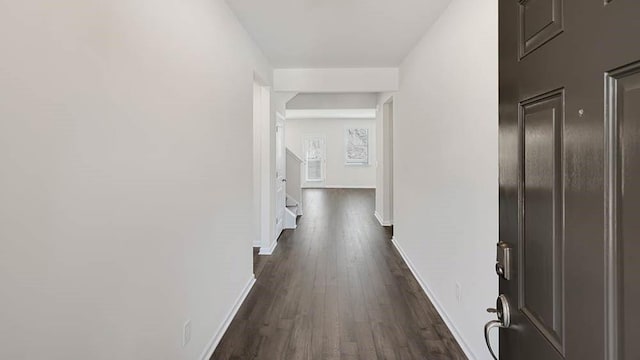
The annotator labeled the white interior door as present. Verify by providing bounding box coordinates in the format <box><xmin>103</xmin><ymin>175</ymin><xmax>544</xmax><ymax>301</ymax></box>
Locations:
<box><xmin>274</xmin><ymin>113</ymin><xmax>286</xmax><ymax>240</ymax></box>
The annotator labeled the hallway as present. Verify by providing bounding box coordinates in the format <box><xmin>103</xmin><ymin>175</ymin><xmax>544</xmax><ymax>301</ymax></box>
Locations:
<box><xmin>212</xmin><ymin>189</ymin><xmax>466</xmax><ymax>360</ymax></box>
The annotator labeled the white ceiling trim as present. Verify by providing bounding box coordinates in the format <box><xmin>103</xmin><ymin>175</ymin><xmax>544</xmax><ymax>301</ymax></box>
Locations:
<box><xmin>286</xmin><ymin>109</ymin><xmax>377</xmax><ymax>120</ymax></box>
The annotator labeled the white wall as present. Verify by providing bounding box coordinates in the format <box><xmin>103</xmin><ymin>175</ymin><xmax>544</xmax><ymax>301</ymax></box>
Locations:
<box><xmin>392</xmin><ymin>0</ymin><xmax>498</xmax><ymax>359</ymax></box>
<box><xmin>286</xmin><ymin>119</ymin><xmax>376</xmax><ymax>188</ymax></box>
<box><xmin>0</xmin><ymin>0</ymin><xmax>271</xmax><ymax>359</ymax></box>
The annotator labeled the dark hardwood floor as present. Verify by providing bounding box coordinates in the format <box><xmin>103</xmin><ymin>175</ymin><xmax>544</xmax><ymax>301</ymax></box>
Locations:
<box><xmin>212</xmin><ymin>189</ymin><xmax>467</xmax><ymax>360</ymax></box>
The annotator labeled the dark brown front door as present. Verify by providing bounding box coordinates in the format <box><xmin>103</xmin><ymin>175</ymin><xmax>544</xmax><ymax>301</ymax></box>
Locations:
<box><xmin>498</xmin><ymin>0</ymin><xmax>640</xmax><ymax>359</ymax></box>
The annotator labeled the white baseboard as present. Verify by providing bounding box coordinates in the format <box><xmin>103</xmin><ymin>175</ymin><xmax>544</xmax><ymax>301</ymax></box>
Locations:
<box><xmin>259</xmin><ymin>237</ymin><xmax>279</xmax><ymax>255</ymax></box>
<box><xmin>391</xmin><ymin>237</ymin><xmax>477</xmax><ymax>360</ymax></box>
<box><xmin>374</xmin><ymin>211</ymin><xmax>393</xmax><ymax>226</ymax></box>
<box><xmin>200</xmin><ymin>275</ymin><xmax>256</xmax><ymax>360</ymax></box>
<box><xmin>302</xmin><ymin>185</ymin><xmax>376</xmax><ymax>189</ymax></box>
<box><xmin>253</xmin><ymin>240</ymin><xmax>261</xmax><ymax>248</ymax></box>
<box><xmin>284</xmin><ymin>207</ymin><xmax>298</xmax><ymax>230</ymax></box>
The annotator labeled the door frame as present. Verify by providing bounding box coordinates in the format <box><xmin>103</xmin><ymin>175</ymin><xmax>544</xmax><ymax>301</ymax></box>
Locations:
<box><xmin>253</xmin><ymin>78</ymin><xmax>274</xmax><ymax>254</ymax></box>
<box><xmin>375</xmin><ymin>95</ymin><xmax>394</xmax><ymax>227</ymax></box>
<box><xmin>273</xmin><ymin>113</ymin><xmax>287</xmax><ymax>244</ymax></box>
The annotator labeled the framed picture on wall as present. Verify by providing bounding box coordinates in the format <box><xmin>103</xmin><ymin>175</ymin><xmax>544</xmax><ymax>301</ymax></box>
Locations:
<box><xmin>344</xmin><ymin>128</ymin><xmax>369</xmax><ymax>165</ymax></box>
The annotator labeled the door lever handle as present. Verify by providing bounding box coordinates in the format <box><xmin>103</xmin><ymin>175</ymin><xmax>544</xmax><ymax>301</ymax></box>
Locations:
<box><xmin>484</xmin><ymin>295</ymin><xmax>511</xmax><ymax>360</ymax></box>
<box><xmin>484</xmin><ymin>320</ymin><xmax>503</xmax><ymax>360</ymax></box>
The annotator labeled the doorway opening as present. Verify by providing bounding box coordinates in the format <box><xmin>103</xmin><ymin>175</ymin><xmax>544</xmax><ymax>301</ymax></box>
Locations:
<box><xmin>253</xmin><ymin>78</ymin><xmax>271</xmax><ymax>273</ymax></box>
<box><xmin>375</xmin><ymin>97</ymin><xmax>394</xmax><ymax>228</ymax></box>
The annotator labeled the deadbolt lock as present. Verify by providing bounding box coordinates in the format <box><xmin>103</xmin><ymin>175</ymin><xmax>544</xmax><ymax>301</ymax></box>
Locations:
<box><xmin>496</xmin><ymin>242</ymin><xmax>512</xmax><ymax>280</ymax></box>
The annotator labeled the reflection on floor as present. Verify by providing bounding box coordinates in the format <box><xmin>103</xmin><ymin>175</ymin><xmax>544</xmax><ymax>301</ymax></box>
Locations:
<box><xmin>213</xmin><ymin>189</ymin><xmax>466</xmax><ymax>360</ymax></box>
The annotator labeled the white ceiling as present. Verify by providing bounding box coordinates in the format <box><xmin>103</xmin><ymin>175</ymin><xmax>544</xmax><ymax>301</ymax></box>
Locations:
<box><xmin>226</xmin><ymin>0</ymin><xmax>451</xmax><ymax>68</ymax></box>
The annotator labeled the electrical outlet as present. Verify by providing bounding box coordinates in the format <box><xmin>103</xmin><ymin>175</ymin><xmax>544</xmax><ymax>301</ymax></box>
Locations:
<box><xmin>455</xmin><ymin>283</ymin><xmax>462</xmax><ymax>303</ymax></box>
<box><xmin>183</xmin><ymin>320</ymin><xmax>192</xmax><ymax>347</ymax></box>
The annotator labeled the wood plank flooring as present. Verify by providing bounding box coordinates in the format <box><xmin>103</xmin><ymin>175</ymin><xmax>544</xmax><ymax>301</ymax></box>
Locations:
<box><xmin>212</xmin><ymin>189</ymin><xmax>467</xmax><ymax>360</ymax></box>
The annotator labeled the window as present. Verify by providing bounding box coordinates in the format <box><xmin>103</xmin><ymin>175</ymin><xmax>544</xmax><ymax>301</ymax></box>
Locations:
<box><xmin>304</xmin><ymin>136</ymin><xmax>325</xmax><ymax>182</ymax></box>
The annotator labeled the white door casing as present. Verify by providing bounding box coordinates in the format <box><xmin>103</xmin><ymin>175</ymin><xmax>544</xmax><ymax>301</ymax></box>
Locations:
<box><xmin>274</xmin><ymin>113</ymin><xmax>286</xmax><ymax>241</ymax></box>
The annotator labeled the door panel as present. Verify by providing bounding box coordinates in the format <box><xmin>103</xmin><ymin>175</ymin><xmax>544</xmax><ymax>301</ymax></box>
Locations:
<box><xmin>521</xmin><ymin>89</ymin><xmax>564</xmax><ymax>353</ymax></box>
<box><xmin>606</xmin><ymin>62</ymin><xmax>640</xmax><ymax>360</ymax></box>
<box><xmin>519</xmin><ymin>0</ymin><xmax>563</xmax><ymax>58</ymax></box>
<box><xmin>619</xmin><ymin>70</ymin><xmax>640</xmax><ymax>360</ymax></box>
<box><xmin>499</xmin><ymin>0</ymin><xmax>640</xmax><ymax>359</ymax></box>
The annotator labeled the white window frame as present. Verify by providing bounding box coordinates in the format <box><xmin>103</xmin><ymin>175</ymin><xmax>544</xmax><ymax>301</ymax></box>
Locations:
<box><xmin>303</xmin><ymin>135</ymin><xmax>326</xmax><ymax>182</ymax></box>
